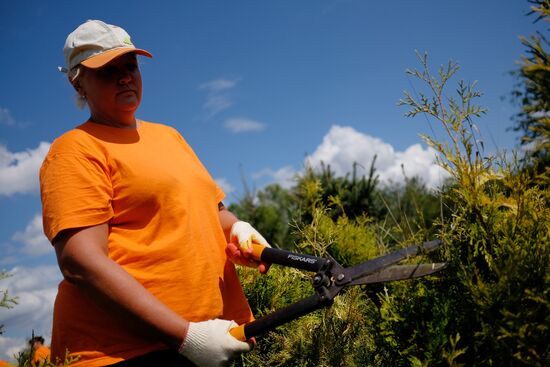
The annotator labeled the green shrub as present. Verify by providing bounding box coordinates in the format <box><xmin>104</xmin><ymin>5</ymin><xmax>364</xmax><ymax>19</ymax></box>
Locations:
<box><xmin>396</xmin><ymin>52</ymin><xmax>550</xmax><ymax>366</ymax></box>
<box><xmin>232</xmin><ymin>52</ymin><xmax>549</xmax><ymax>367</ymax></box>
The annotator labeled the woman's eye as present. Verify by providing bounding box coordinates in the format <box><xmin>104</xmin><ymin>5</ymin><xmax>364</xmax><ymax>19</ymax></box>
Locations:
<box><xmin>97</xmin><ymin>66</ymin><xmax>117</xmax><ymax>77</ymax></box>
<box><xmin>95</xmin><ymin>61</ymin><xmax>138</xmax><ymax>79</ymax></box>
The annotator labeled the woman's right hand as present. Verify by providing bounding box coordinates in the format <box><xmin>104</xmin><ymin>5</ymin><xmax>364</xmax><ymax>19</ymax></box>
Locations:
<box><xmin>227</xmin><ymin>221</ymin><xmax>271</xmax><ymax>274</ymax></box>
<box><xmin>179</xmin><ymin>319</ymin><xmax>252</xmax><ymax>367</ymax></box>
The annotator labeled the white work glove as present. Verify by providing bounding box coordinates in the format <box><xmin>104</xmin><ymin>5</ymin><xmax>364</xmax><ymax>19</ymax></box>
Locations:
<box><xmin>228</xmin><ymin>221</ymin><xmax>272</xmax><ymax>273</ymax></box>
<box><xmin>229</xmin><ymin>221</ymin><xmax>270</xmax><ymax>252</ymax></box>
<box><xmin>179</xmin><ymin>319</ymin><xmax>251</xmax><ymax>367</ymax></box>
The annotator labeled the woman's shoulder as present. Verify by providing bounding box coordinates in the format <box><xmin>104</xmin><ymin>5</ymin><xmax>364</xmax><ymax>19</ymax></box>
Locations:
<box><xmin>48</xmin><ymin>122</ymin><xmax>103</xmax><ymax>156</ymax></box>
<box><xmin>140</xmin><ymin>120</ymin><xmax>187</xmax><ymax>141</ymax></box>
<box><xmin>140</xmin><ymin>120</ymin><xmax>180</xmax><ymax>134</ymax></box>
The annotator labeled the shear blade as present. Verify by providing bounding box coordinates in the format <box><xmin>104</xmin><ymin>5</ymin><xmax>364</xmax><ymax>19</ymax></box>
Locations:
<box><xmin>350</xmin><ymin>263</ymin><xmax>447</xmax><ymax>285</ymax></box>
<box><xmin>344</xmin><ymin>240</ymin><xmax>443</xmax><ymax>282</ymax></box>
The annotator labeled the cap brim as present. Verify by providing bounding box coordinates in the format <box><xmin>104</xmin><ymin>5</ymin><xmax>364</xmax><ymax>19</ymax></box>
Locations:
<box><xmin>80</xmin><ymin>48</ymin><xmax>153</xmax><ymax>69</ymax></box>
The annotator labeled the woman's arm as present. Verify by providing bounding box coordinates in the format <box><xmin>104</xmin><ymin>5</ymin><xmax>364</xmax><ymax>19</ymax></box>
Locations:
<box><xmin>218</xmin><ymin>203</ymin><xmax>239</xmax><ymax>242</ymax></box>
<box><xmin>53</xmin><ymin>223</ymin><xmax>189</xmax><ymax>349</ymax></box>
<box><xmin>54</xmin><ymin>223</ymin><xmax>253</xmax><ymax>365</ymax></box>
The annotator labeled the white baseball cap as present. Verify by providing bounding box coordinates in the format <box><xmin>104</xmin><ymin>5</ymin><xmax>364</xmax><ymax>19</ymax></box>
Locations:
<box><xmin>62</xmin><ymin>20</ymin><xmax>152</xmax><ymax>72</ymax></box>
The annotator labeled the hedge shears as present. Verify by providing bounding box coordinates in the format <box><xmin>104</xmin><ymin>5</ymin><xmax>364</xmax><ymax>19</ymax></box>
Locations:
<box><xmin>230</xmin><ymin>240</ymin><xmax>446</xmax><ymax>341</ymax></box>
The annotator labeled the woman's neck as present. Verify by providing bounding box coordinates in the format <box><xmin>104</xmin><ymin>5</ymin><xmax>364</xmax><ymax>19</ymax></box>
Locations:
<box><xmin>89</xmin><ymin>113</ymin><xmax>139</xmax><ymax>129</ymax></box>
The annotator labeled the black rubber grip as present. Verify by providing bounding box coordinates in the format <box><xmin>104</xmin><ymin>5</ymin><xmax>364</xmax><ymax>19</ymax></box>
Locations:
<box><xmin>243</xmin><ymin>293</ymin><xmax>329</xmax><ymax>339</ymax></box>
<box><xmin>260</xmin><ymin>247</ymin><xmax>328</xmax><ymax>272</ymax></box>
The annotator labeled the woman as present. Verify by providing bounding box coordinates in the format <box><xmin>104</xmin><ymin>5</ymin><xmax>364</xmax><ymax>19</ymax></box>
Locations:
<box><xmin>30</xmin><ymin>336</ymin><xmax>51</xmax><ymax>367</ymax></box>
<box><xmin>40</xmin><ymin>20</ymin><xmax>269</xmax><ymax>367</ymax></box>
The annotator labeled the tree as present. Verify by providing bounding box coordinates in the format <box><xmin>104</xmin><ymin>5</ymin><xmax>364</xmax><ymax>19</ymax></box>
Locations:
<box><xmin>512</xmin><ymin>0</ymin><xmax>550</xmax><ymax>163</ymax></box>
<box><xmin>229</xmin><ymin>183</ymin><xmax>297</xmax><ymax>249</ymax></box>
<box><xmin>293</xmin><ymin>158</ymin><xmax>380</xmax><ymax>226</ymax></box>
<box><xmin>376</xmin><ymin>176</ymin><xmax>447</xmax><ymax>246</ymax></box>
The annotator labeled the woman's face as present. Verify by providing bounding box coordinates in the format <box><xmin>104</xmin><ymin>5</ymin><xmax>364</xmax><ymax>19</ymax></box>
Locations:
<box><xmin>77</xmin><ymin>52</ymin><xmax>142</xmax><ymax>123</ymax></box>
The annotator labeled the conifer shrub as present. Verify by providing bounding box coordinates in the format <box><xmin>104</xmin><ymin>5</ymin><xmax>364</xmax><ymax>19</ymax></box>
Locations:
<box><xmin>235</xmin><ymin>179</ymin><xmax>381</xmax><ymax>367</ymax></box>
<box><xmin>384</xmin><ymin>52</ymin><xmax>550</xmax><ymax>366</ymax></box>
<box><xmin>233</xmin><ymin>52</ymin><xmax>549</xmax><ymax>366</ymax></box>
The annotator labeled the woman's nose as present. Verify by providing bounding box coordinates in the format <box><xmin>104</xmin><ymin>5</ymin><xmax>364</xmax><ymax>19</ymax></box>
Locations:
<box><xmin>118</xmin><ymin>71</ymin><xmax>132</xmax><ymax>84</ymax></box>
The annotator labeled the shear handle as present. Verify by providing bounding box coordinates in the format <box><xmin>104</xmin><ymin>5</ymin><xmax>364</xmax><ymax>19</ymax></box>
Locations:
<box><xmin>230</xmin><ymin>293</ymin><xmax>331</xmax><ymax>341</ymax></box>
<box><xmin>251</xmin><ymin>243</ymin><xmax>329</xmax><ymax>272</ymax></box>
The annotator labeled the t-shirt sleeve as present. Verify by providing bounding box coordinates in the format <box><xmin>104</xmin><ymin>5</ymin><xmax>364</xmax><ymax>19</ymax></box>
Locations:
<box><xmin>40</xmin><ymin>150</ymin><xmax>114</xmax><ymax>242</ymax></box>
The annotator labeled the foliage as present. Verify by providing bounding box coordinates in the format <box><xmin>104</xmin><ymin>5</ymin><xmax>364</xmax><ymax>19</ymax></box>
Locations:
<box><xmin>295</xmin><ymin>159</ymin><xmax>380</xmax><ymax>223</ymax></box>
<box><xmin>396</xmin><ymin>52</ymin><xmax>550</xmax><ymax>366</ymax></box>
<box><xmin>511</xmin><ymin>0</ymin><xmax>550</xmax><ymax>164</ymax></box>
<box><xmin>0</xmin><ymin>272</ymin><xmax>17</xmax><ymax>310</ymax></box>
<box><xmin>229</xmin><ymin>183</ymin><xmax>297</xmax><ymax>249</ymax></box>
<box><xmin>13</xmin><ymin>347</ymin><xmax>32</xmax><ymax>367</ymax></box>
<box><xmin>376</xmin><ymin>176</ymin><xmax>447</xmax><ymax>246</ymax></box>
<box><xmin>0</xmin><ymin>271</ymin><xmax>18</xmax><ymax>335</ymax></box>
<box><xmin>229</xmin><ymin>49</ymin><xmax>549</xmax><ymax>366</ymax></box>
<box><xmin>229</xmin><ymin>156</ymin><xmax>384</xmax><ymax>255</ymax></box>
<box><xmin>233</xmin><ymin>183</ymin><xmax>381</xmax><ymax>367</ymax></box>
<box><xmin>14</xmin><ymin>347</ymin><xmax>79</xmax><ymax>367</ymax></box>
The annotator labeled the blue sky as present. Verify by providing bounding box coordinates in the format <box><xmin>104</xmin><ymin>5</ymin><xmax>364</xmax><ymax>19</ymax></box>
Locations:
<box><xmin>0</xmin><ymin>0</ymin><xmax>543</xmax><ymax>361</ymax></box>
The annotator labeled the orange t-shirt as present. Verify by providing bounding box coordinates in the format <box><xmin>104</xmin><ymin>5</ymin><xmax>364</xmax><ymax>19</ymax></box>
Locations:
<box><xmin>32</xmin><ymin>345</ymin><xmax>51</xmax><ymax>366</ymax></box>
<box><xmin>40</xmin><ymin>121</ymin><xmax>252</xmax><ymax>366</ymax></box>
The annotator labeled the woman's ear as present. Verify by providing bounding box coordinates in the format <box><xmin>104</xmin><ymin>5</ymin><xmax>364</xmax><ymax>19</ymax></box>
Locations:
<box><xmin>69</xmin><ymin>77</ymin><xmax>83</xmax><ymax>95</ymax></box>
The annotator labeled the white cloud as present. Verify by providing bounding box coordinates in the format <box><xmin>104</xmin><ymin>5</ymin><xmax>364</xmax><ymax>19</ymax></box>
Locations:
<box><xmin>378</xmin><ymin>143</ymin><xmax>447</xmax><ymax>188</ymax></box>
<box><xmin>215</xmin><ymin>177</ymin><xmax>235</xmax><ymax>195</ymax></box>
<box><xmin>305</xmin><ymin>125</ymin><xmax>449</xmax><ymax>189</ymax></box>
<box><xmin>0</xmin><ymin>265</ymin><xmax>60</xmax><ymax>361</ymax></box>
<box><xmin>224</xmin><ymin>118</ymin><xmax>267</xmax><ymax>133</ymax></box>
<box><xmin>0</xmin><ymin>214</ymin><xmax>53</xmax><ymax>269</ymax></box>
<box><xmin>253</xmin><ymin>166</ymin><xmax>298</xmax><ymax>189</ymax></box>
<box><xmin>0</xmin><ymin>335</ymin><xmax>28</xmax><ymax>362</ymax></box>
<box><xmin>199</xmin><ymin>78</ymin><xmax>239</xmax><ymax>116</ymax></box>
<box><xmin>0</xmin><ymin>107</ymin><xmax>16</xmax><ymax>126</ymax></box>
<box><xmin>199</xmin><ymin>79</ymin><xmax>237</xmax><ymax>92</ymax></box>
<box><xmin>0</xmin><ymin>241</ymin><xmax>20</xmax><ymax>267</ymax></box>
<box><xmin>0</xmin><ymin>142</ymin><xmax>51</xmax><ymax>196</ymax></box>
<box><xmin>12</xmin><ymin>214</ymin><xmax>51</xmax><ymax>256</ymax></box>
<box><xmin>204</xmin><ymin>95</ymin><xmax>232</xmax><ymax>116</ymax></box>
<box><xmin>255</xmin><ymin>125</ymin><xmax>449</xmax><ymax>190</ymax></box>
